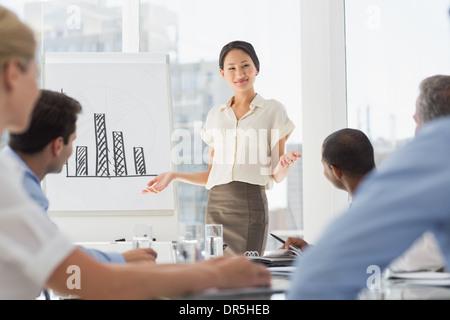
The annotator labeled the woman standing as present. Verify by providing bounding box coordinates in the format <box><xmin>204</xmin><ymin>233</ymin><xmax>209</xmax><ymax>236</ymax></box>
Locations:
<box><xmin>144</xmin><ymin>40</ymin><xmax>301</xmax><ymax>256</ymax></box>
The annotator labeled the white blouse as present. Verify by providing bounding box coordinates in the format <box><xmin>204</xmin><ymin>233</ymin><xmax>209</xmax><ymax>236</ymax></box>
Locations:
<box><xmin>0</xmin><ymin>152</ymin><xmax>74</xmax><ymax>299</ymax></box>
<box><xmin>201</xmin><ymin>93</ymin><xmax>295</xmax><ymax>190</ymax></box>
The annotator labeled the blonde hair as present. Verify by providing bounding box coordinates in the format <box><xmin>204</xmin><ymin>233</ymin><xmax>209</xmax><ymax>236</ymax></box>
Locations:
<box><xmin>0</xmin><ymin>6</ymin><xmax>36</xmax><ymax>71</ymax></box>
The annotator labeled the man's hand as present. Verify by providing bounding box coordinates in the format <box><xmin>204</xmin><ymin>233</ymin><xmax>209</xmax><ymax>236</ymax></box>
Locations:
<box><xmin>122</xmin><ymin>248</ymin><xmax>158</xmax><ymax>263</ymax></box>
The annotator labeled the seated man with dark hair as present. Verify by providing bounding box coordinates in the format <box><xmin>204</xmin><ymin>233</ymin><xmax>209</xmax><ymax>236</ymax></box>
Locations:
<box><xmin>282</xmin><ymin>128</ymin><xmax>376</xmax><ymax>250</ymax></box>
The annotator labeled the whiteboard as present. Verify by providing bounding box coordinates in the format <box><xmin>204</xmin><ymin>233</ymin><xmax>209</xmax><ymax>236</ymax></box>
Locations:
<box><xmin>43</xmin><ymin>53</ymin><xmax>175</xmax><ymax>213</ymax></box>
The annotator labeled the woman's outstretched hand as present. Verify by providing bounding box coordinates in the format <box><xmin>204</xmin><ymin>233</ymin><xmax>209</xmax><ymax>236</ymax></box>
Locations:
<box><xmin>141</xmin><ymin>171</ymin><xmax>174</xmax><ymax>194</ymax></box>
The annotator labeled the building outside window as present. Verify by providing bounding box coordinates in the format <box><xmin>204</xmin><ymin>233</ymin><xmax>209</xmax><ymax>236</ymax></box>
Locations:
<box><xmin>345</xmin><ymin>0</ymin><xmax>450</xmax><ymax>164</ymax></box>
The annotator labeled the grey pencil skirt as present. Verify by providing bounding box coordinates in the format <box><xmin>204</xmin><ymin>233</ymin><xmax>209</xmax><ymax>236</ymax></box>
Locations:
<box><xmin>205</xmin><ymin>181</ymin><xmax>268</xmax><ymax>256</ymax></box>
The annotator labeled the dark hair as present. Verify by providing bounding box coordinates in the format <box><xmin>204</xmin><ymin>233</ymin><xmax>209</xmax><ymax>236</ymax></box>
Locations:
<box><xmin>322</xmin><ymin>128</ymin><xmax>375</xmax><ymax>177</ymax></box>
<box><xmin>9</xmin><ymin>89</ymin><xmax>82</xmax><ymax>154</ymax></box>
<box><xmin>219</xmin><ymin>40</ymin><xmax>260</xmax><ymax>72</ymax></box>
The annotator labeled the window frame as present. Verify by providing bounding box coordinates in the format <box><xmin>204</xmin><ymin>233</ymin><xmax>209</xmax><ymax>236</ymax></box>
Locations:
<box><xmin>300</xmin><ymin>0</ymin><xmax>349</xmax><ymax>242</ymax></box>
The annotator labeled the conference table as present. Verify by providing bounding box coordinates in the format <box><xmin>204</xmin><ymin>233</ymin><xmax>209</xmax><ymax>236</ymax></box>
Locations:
<box><xmin>73</xmin><ymin>242</ymin><xmax>450</xmax><ymax>300</ymax></box>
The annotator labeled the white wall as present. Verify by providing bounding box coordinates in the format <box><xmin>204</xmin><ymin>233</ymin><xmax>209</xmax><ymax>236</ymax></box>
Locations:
<box><xmin>300</xmin><ymin>0</ymin><xmax>349</xmax><ymax>242</ymax></box>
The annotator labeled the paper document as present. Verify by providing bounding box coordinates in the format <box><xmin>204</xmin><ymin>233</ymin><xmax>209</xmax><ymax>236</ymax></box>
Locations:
<box><xmin>388</xmin><ymin>271</ymin><xmax>450</xmax><ymax>280</ymax></box>
<box><xmin>246</xmin><ymin>249</ymin><xmax>299</xmax><ymax>267</ymax></box>
<box><xmin>387</xmin><ymin>271</ymin><xmax>450</xmax><ymax>286</ymax></box>
<box><xmin>268</xmin><ymin>266</ymin><xmax>296</xmax><ymax>275</ymax></box>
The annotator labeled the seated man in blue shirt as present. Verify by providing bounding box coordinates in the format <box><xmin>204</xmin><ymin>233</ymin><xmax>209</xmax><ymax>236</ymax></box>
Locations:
<box><xmin>287</xmin><ymin>74</ymin><xmax>450</xmax><ymax>299</ymax></box>
<box><xmin>3</xmin><ymin>89</ymin><xmax>157</xmax><ymax>264</ymax></box>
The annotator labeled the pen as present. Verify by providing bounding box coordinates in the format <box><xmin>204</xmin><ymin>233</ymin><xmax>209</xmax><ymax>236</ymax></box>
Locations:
<box><xmin>269</xmin><ymin>233</ymin><xmax>303</xmax><ymax>255</ymax></box>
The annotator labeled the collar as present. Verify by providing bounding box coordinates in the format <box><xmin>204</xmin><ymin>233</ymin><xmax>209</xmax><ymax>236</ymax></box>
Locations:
<box><xmin>2</xmin><ymin>145</ymin><xmax>40</xmax><ymax>183</ymax></box>
<box><xmin>2</xmin><ymin>146</ymin><xmax>27</xmax><ymax>169</ymax></box>
<box><xmin>220</xmin><ymin>93</ymin><xmax>265</xmax><ymax>112</ymax></box>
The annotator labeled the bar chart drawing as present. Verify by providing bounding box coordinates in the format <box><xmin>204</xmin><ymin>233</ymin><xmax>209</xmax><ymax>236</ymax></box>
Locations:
<box><xmin>44</xmin><ymin>53</ymin><xmax>175</xmax><ymax>212</ymax></box>
<box><xmin>66</xmin><ymin>112</ymin><xmax>155</xmax><ymax>178</ymax></box>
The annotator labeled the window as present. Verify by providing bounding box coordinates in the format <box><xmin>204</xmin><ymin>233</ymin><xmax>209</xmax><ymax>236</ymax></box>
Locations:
<box><xmin>345</xmin><ymin>0</ymin><xmax>450</xmax><ymax>163</ymax></box>
<box><xmin>41</xmin><ymin>1</ymin><xmax>123</xmax><ymax>53</ymax></box>
<box><xmin>0</xmin><ymin>0</ymin><xmax>125</xmax><ymax>147</ymax></box>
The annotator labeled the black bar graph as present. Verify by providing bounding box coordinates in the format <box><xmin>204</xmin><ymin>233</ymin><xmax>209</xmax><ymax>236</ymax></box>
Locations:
<box><xmin>66</xmin><ymin>113</ymin><xmax>154</xmax><ymax>178</ymax></box>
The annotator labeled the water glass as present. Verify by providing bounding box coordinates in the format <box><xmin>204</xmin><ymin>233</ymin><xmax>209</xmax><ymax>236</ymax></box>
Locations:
<box><xmin>204</xmin><ymin>224</ymin><xmax>223</xmax><ymax>259</ymax></box>
<box><xmin>176</xmin><ymin>240</ymin><xmax>198</xmax><ymax>263</ymax></box>
<box><xmin>132</xmin><ymin>223</ymin><xmax>153</xmax><ymax>249</ymax></box>
<box><xmin>176</xmin><ymin>222</ymin><xmax>204</xmax><ymax>263</ymax></box>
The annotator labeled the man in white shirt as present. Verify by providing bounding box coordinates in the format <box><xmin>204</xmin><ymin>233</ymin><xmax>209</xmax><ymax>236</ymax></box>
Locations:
<box><xmin>0</xmin><ymin>153</ymin><xmax>75</xmax><ymax>299</ymax></box>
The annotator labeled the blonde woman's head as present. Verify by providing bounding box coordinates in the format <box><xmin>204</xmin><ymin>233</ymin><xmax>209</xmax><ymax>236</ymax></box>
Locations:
<box><xmin>0</xmin><ymin>6</ymin><xmax>39</xmax><ymax>135</ymax></box>
<box><xmin>0</xmin><ymin>6</ymin><xmax>36</xmax><ymax>71</ymax></box>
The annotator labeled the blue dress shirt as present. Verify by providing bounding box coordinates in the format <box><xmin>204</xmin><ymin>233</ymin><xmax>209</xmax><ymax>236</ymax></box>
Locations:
<box><xmin>287</xmin><ymin>116</ymin><xmax>450</xmax><ymax>300</ymax></box>
<box><xmin>1</xmin><ymin>146</ymin><xmax>125</xmax><ymax>264</ymax></box>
